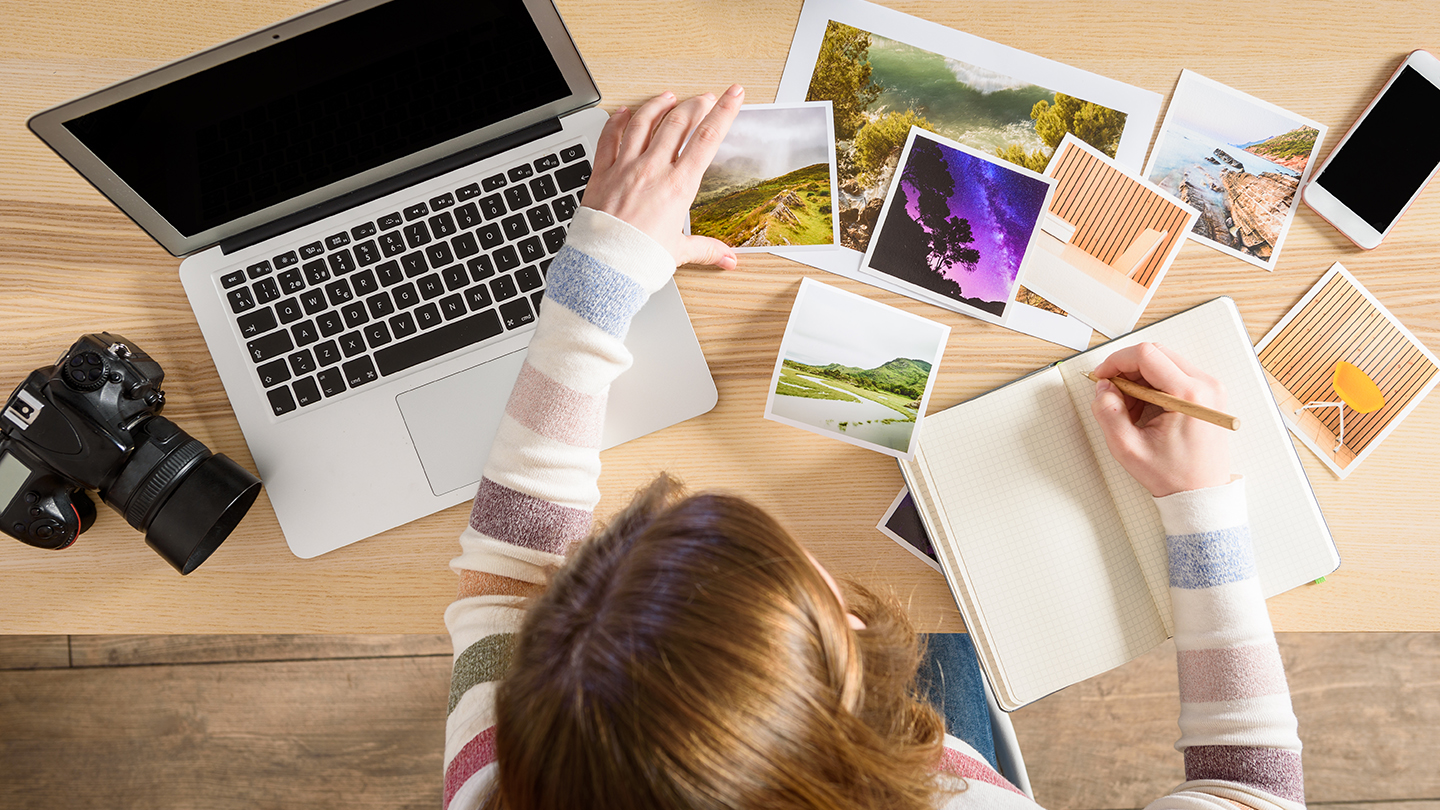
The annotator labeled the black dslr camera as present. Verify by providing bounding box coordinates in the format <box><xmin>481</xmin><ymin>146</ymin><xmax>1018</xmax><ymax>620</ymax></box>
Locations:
<box><xmin>0</xmin><ymin>333</ymin><xmax>262</xmax><ymax>574</ymax></box>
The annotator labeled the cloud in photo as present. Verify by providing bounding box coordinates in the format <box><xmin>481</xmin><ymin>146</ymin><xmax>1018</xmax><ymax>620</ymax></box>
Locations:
<box><xmin>785</xmin><ymin>282</ymin><xmax>944</xmax><ymax>370</ymax></box>
<box><xmin>710</xmin><ymin>105</ymin><xmax>832</xmax><ymax>179</ymax></box>
<box><xmin>1169</xmin><ymin>74</ymin><xmax>1309</xmax><ymax>145</ymax></box>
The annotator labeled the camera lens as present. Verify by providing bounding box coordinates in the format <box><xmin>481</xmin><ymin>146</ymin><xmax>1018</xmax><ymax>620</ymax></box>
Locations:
<box><xmin>104</xmin><ymin>416</ymin><xmax>262</xmax><ymax>574</ymax></box>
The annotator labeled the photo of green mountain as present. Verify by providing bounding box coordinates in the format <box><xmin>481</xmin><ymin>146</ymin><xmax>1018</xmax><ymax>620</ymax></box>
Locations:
<box><xmin>688</xmin><ymin>102</ymin><xmax>838</xmax><ymax>249</ymax></box>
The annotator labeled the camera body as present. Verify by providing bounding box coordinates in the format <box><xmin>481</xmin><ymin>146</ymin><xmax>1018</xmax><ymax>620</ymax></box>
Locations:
<box><xmin>1</xmin><ymin>333</ymin><xmax>262</xmax><ymax>573</ymax></box>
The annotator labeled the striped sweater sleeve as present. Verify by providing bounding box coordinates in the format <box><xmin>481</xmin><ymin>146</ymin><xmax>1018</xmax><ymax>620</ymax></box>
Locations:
<box><xmin>1145</xmin><ymin>478</ymin><xmax>1306</xmax><ymax>810</ymax></box>
<box><xmin>440</xmin><ymin>207</ymin><xmax>677</xmax><ymax>810</ymax></box>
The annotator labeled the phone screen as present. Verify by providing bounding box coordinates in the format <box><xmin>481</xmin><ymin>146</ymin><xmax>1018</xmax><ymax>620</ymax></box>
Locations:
<box><xmin>1315</xmin><ymin>66</ymin><xmax>1440</xmax><ymax>233</ymax></box>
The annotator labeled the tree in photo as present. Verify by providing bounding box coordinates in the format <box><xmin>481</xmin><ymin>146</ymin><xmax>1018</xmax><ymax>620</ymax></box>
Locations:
<box><xmin>853</xmin><ymin>109</ymin><xmax>933</xmax><ymax>185</ymax></box>
<box><xmin>905</xmin><ymin>136</ymin><xmax>981</xmax><ymax>274</ymax></box>
<box><xmin>805</xmin><ymin>21</ymin><xmax>883</xmax><ymax>141</ymax></box>
<box><xmin>996</xmin><ymin>92</ymin><xmax>1128</xmax><ymax>173</ymax></box>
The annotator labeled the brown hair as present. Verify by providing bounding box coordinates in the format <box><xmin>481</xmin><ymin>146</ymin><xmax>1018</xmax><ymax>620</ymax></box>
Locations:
<box><xmin>485</xmin><ymin>475</ymin><xmax>949</xmax><ymax>809</ymax></box>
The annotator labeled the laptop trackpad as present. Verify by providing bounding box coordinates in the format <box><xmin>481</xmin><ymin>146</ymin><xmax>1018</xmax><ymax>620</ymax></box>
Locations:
<box><xmin>396</xmin><ymin>348</ymin><xmax>527</xmax><ymax>496</ymax></box>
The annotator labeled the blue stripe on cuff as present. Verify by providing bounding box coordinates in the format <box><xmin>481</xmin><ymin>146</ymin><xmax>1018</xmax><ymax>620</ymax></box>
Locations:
<box><xmin>1168</xmin><ymin>526</ymin><xmax>1256</xmax><ymax>589</ymax></box>
<box><xmin>544</xmin><ymin>246</ymin><xmax>648</xmax><ymax>338</ymax></box>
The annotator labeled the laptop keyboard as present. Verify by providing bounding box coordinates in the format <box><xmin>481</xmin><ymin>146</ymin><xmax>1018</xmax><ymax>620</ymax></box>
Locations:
<box><xmin>219</xmin><ymin>143</ymin><xmax>592</xmax><ymax>418</ymax></box>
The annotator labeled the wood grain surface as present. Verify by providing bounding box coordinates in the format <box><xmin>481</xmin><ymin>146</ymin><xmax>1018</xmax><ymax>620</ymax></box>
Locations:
<box><xmin>2</xmin><ymin>1</ymin><xmax>1438</xmax><ymax>633</ymax></box>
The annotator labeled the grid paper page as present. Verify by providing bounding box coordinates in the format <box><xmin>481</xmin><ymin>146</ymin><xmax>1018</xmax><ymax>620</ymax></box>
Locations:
<box><xmin>1057</xmin><ymin>297</ymin><xmax>1339</xmax><ymax>629</ymax></box>
<box><xmin>913</xmin><ymin>366</ymin><xmax>1169</xmax><ymax>709</ymax></box>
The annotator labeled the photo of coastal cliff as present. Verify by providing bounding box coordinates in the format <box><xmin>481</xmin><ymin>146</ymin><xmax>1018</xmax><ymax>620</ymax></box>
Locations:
<box><xmin>1143</xmin><ymin>70</ymin><xmax>1326</xmax><ymax>269</ymax></box>
<box><xmin>688</xmin><ymin>102</ymin><xmax>839</xmax><ymax>252</ymax></box>
<box><xmin>765</xmin><ymin>277</ymin><xmax>949</xmax><ymax>459</ymax></box>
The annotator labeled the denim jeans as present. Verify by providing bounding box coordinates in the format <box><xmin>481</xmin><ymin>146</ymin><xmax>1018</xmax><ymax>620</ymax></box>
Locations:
<box><xmin>917</xmin><ymin>632</ymin><xmax>996</xmax><ymax>769</ymax></box>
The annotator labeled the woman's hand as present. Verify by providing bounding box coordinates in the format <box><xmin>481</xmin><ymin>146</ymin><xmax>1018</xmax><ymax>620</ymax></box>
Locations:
<box><xmin>1089</xmin><ymin>342</ymin><xmax>1231</xmax><ymax>498</ymax></box>
<box><xmin>581</xmin><ymin>86</ymin><xmax>745</xmax><ymax>270</ymax></box>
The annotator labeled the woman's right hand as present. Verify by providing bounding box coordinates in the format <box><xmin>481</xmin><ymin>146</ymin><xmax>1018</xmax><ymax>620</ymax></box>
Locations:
<box><xmin>1089</xmin><ymin>343</ymin><xmax>1231</xmax><ymax>498</ymax></box>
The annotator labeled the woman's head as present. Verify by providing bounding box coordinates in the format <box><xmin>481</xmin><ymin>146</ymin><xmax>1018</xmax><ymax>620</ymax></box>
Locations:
<box><xmin>488</xmin><ymin>475</ymin><xmax>946</xmax><ymax>810</ymax></box>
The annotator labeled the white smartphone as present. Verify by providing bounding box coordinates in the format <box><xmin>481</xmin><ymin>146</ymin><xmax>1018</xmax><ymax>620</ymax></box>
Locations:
<box><xmin>1303</xmin><ymin>50</ymin><xmax>1440</xmax><ymax>249</ymax></box>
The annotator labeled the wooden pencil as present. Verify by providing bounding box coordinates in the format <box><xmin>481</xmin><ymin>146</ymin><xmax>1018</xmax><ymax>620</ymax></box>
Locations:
<box><xmin>1085</xmin><ymin>371</ymin><xmax>1241</xmax><ymax>431</ymax></box>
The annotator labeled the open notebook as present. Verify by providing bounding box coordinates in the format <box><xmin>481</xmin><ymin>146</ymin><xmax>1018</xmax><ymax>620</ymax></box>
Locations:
<box><xmin>900</xmin><ymin>297</ymin><xmax>1338</xmax><ymax>711</ymax></box>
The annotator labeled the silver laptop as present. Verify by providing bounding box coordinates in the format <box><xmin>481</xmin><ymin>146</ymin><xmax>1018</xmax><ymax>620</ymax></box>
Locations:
<box><xmin>28</xmin><ymin>0</ymin><xmax>717</xmax><ymax>559</ymax></box>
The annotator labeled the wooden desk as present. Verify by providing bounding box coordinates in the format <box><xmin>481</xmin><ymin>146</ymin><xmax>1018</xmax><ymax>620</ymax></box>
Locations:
<box><xmin>3</xmin><ymin>0</ymin><xmax>1437</xmax><ymax>633</ymax></box>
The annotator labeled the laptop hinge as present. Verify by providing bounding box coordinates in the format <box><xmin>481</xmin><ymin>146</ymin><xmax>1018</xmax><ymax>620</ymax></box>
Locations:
<box><xmin>220</xmin><ymin>117</ymin><xmax>564</xmax><ymax>255</ymax></box>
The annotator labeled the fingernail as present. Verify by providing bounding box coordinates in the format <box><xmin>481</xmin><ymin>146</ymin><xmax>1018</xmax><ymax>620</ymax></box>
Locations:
<box><xmin>703</xmin><ymin>92</ymin><xmax>715</xmax><ymax>100</ymax></box>
<box><xmin>662</xmin><ymin>90</ymin><xmax>675</xmax><ymax>99</ymax></box>
<box><xmin>721</xmin><ymin>254</ymin><xmax>737</xmax><ymax>270</ymax></box>
<box><xmin>615</xmin><ymin>106</ymin><xmax>628</xmax><ymax>114</ymax></box>
<box><xmin>726</xmin><ymin>84</ymin><xmax>744</xmax><ymax>97</ymax></box>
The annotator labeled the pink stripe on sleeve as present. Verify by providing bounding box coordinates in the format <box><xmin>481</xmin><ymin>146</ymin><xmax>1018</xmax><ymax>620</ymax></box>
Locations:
<box><xmin>504</xmin><ymin>361</ymin><xmax>606</xmax><ymax>448</ymax></box>
<box><xmin>938</xmin><ymin>746</ymin><xmax>1025</xmax><ymax>796</ymax></box>
<box><xmin>1177</xmin><ymin>644</ymin><xmax>1290</xmax><ymax>704</ymax></box>
<box><xmin>443</xmin><ymin>726</ymin><xmax>497</xmax><ymax>809</ymax></box>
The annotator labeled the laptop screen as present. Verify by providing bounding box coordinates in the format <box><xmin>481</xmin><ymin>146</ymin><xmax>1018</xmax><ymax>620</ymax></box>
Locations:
<box><xmin>50</xmin><ymin>0</ymin><xmax>580</xmax><ymax>243</ymax></box>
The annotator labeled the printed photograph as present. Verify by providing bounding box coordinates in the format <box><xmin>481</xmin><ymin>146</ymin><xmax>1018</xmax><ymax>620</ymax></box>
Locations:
<box><xmin>1022</xmin><ymin>134</ymin><xmax>1199</xmax><ymax>337</ymax></box>
<box><xmin>689</xmin><ymin>102</ymin><xmax>838</xmax><ymax>251</ymax></box>
<box><xmin>1256</xmin><ymin>263</ymin><xmax>1440</xmax><ymax>478</ymax></box>
<box><xmin>876</xmin><ymin>487</ymin><xmax>942</xmax><ymax>573</ymax></box>
<box><xmin>804</xmin><ymin>21</ymin><xmax>1128</xmax><ymax>254</ymax></box>
<box><xmin>765</xmin><ymin>277</ymin><xmax>949</xmax><ymax>459</ymax></box>
<box><xmin>1143</xmin><ymin>70</ymin><xmax>1326</xmax><ymax>269</ymax></box>
<box><xmin>861</xmin><ymin>130</ymin><xmax>1054</xmax><ymax>324</ymax></box>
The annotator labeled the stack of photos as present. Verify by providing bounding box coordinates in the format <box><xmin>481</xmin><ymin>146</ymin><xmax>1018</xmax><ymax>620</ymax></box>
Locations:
<box><xmin>1023</xmin><ymin>134</ymin><xmax>1199</xmax><ymax>338</ymax></box>
<box><xmin>859</xmin><ymin>129</ymin><xmax>1054</xmax><ymax>328</ymax></box>
<box><xmin>1143</xmin><ymin>70</ymin><xmax>1327</xmax><ymax>270</ymax></box>
<box><xmin>688</xmin><ymin>101</ymin><xmax>840</xmax><ymax>254</ymax></box>
<box><xmin>764</xmin><ymin>277</ymin><xmax>948</xmax><ymax>459</ymax></box>
<box><xmin>1256</xmin><ymin>263</ymin><xmax>1440</xmax><ymax>478</ymax></box>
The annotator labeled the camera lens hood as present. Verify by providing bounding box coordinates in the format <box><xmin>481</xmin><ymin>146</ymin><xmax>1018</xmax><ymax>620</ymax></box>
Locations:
<box><xmin>145</xmin><ymin>453</ymin><xmax>261</xmax><ymax>575</ymax></box>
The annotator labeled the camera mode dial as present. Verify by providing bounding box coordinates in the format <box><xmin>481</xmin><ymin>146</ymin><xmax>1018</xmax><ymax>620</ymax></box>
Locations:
<box><xmin>61</xmin><ymin>351</ymin><xmax>108</xmax><ymax>392</ymax></box>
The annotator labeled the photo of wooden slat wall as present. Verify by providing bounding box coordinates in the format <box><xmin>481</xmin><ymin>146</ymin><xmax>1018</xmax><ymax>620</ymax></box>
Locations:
<box><xmin>1258</xmin><ymin>271</ymin><xmax>1439</xmax><ymax>465</ymax></box>
<box><xmin>1047</xmin><ymin>145</ymin><xmax>1194</xmax><ymax>289</ymax></box>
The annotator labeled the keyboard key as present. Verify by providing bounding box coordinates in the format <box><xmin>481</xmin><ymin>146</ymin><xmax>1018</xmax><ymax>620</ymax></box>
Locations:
<box><xmin>417</xmin><ymin>273</ymin><xmax>446</xmax><ymax>300</ymax></box>
<box><xmin>403</xmin><ymin>222</ymin><xmax>431</xmax><ymax>249</ymax></box>
<box><xmin>425</xmin><ymin>240</ymin><xmax>454</xmax><ymax>268</ymax></box>
<box><xmin>341</xmin><ymin>301</ymin><xmax>369</xmax><ymax>328</ymax></box>
<box><xmin>366</xmin><ymin>291</ymin><xmax>396</xmax><ymax>319</ymax></box>
<box><xmin>502</xmin><ymin>214</ymin><xmax>529</xmax><ymax>241</ymax></box>
<box><xmin>515</xmin><ymin>265</ymin><xmax>544</xmax><ymax>293</ymax></box>
<box><xmin>534</xmin><ymin>153</ymin><xmax>560</xmax><ymax>172</ymax></box>
<box><xmin>529</xmin><ymin>174</ymin><xmax>558</xmax><ymax>202</ymax></box>
<box><xmin>326</xmin><ymin>279</ymin><xmax>353</xmax><ymax>307</ymax></box>
<box><xmin>276</xmin><ymin>298</ymin><xmax>304</xmax><ymax>324</ymax></box>
<box><xmin>389</xmin><ymin>312</ymin><xmax>418</xmax><ymax>339</ymax></box>
<box><xmin>539</xmin><ymin>258</ymin><xmax>552</xmax><ymax>276</ymax></box>
<box><xmin>542</xmin><ymin>227</ymin><xmax>568</xmax><ymax>254</ymax></box>
<box><xmin>317</xmin><ymin>367</ymin><xmax>346</xmax><ymax>397</ymax></box>
<box><xmin>377</xmin><ymin>212</ymin><xmax>403</xmax><ymax>230</ymax></box>
<box><xmin>364</xmin><ymin>321</ymin><xmax>392</xmax><ymax>348</ymax></box>
<box><xmin>247</xmin><ymin>331</ymin><xmax>294</xmax><ymax>363</ymax></box>
<box><xmin>403</xmin><ymin>202</ymin><xmax>429</xmax><ymax>221</ymax></box>
<box><xmin>504</xmin><ymin>185</ymin><xmax>532</xmax><ymax>211</ymax></box>
<box><xmin>351</xmin><ymin>222</ymin><xmax>378</xmax><ymax>239</ymax></box>
<box><xmin>517</xmin><ymin>236</ymin><xmax>544</xmax><ymax>264</ymax></box>
<box><xmin>376</xmin><ymin>259</ymin><xmax>404</xmax><ymax>286</ymax></box>
<box><xmin>490</xmin><ymin>274</ymin><xmax>518</xmax><ymax>301</ymax></box>
<box><xmin>479</xmin><ymin>194</ymin><xmax>505</xmax><ymax>220</ymax></box>
<box><xmin>552</xmin><ymin>195</ymin><xmax>577</xmax><ymax>222</ymax></box>
<box><xmin>293</xmin><ymin>376</ymin><xmax>322</xmax><ymax>407</ymax></box>
<box><xmin>401</xmin><ymin>251</ymin><xmax>429</xmax><ymax>278</ymax></box>
<box><xmin>379</xmin><ymin>231</ymin><xmax>407</xmax><ymax>257</ymax></box>
<box><xmin>342</xmin><ymin>356</ymin><xmax>379</xmax><ymax>388</ymax></box>
<box><xmin>559</xmin><ymin>144</ymin><xmax>586</xmax><ymax>163</ymax></box>
<box><xmin>465</xmin><ymin>284</ymin><xmax>492</xmax><ymax>311</ymax></box>
<box><xmin>476</xmin><ymin>223</ymin><xmax>503</xmax><ymax>250</ymax></box>
<box><xmin>237</xmin><ymin>308</ymin><xmax>277</xmax><ymax>338</ymax></box>
<box><xmin>452</xmin><ymin>231</ymin><xmax>480</xmax><ymax>260</ymax></box>
<box><xmin>455</xmin><ymin>202</ymin><xmax>482</xmax><ymax>230</ymax></box>
<box><xmin>254</xmin><ymin>277</ymin><xmax>282</xmax><ymax>304</ymax></box>
<box><xmin>300</xmin><ymin>289</ymin><xmax>327</xmax><ymax>315</ymax></box>
<box><xmin>316</xmin><ymin>311</ymin><xmax>345</xmax><ymax>337</ymax></box>
<box><xmin>351</xmin><ymin>268</ymin><xmax>378</xmax><ymax>297</ymax></box>
<box><xmin>289</xmin><ymin>349</ymin><xmax>316</xmax><ymax>376</ymax></box>
<box><xmin>339</xmin><ymin>331</ymin><xmax>367</xmax><ymax>357</ymax></box>
<box><xmin>327</xmin><ymin>248</ymin><xmax>356</xmax><ymax>275</ymax></box>
<box><xmin>226</xmin><ymin>287</ymin><xmax>255</xmax><ymax>313</ymax></box>
<box><xmin>247</xmin><ymin>260</ymin><xmax>274</xmax><ymax>278</ymax></box>
<box><xmin>556</xmin><ymin>160</ymin><xmax>591</xmax><ymax>192</ymax></box>
<box><xmin>300</xmin><ymin>241</ymin><xmax>325</xmax><ymax>259</ymax></box>
<box><xmin>353</xmin><ymin>240</ymin><xmax>380</xmax><ymax>266</ymax></box>
<box><xmin>508</xmin><ymin>164</ymin><xmax>534</xmax><ymax>182</ymax></box>
<box><xmin>526</xmin><ymin>204</ymin><xmax>554</xmax><ymax>231</ymax></box>
<box><xmin>221</xmin><ymin>269</ymin><xmax>246</xmax><ymax>288</ymax></box>
<box><xmin>531</xmin><ymin>289</ymin><xmax>544</xmax><ymax>312</ymax></box>
<box><xmin>314</xmin><ymin>340</ymin><xmax>342</xmax><ymax>367</ymax></box>
<box><xmin>429</xmin><ymin>210</ymin><xmax>456</xmax><ymax>238</ymax></box>
<box><xmin>414</xmin><ymin>303</ymin><xmax>442</xmax><ymax>329</ymax></box>
<box><xmin>303</xmin><ymin>259</ymin><xmax>330</xmax><ymax>285</ymax></box>
<box><xmin>273</xmin><ymin>250</ymin><xmax>299</xmax><ymax>269</ymax></box>
<box><xmin>279</xmin><ymin>268</ymin><xmax>306</xmax><ymax>294</ymax></box>
<box><xmin>267</xmin><ymin>386</ymin><xmax>297</xmax><ymax>416</ymax></box>
<box><xmin>374</xmin><ymin>309</ymin><xmax>504</xmax><ymax>377</ymax></box>
<box><xmin>292</xmin><ymin>319</ymin><xmax>319</xmax><ymax>346</ymax></box>
<box><xmin>499</xmin><ymin>298</ymin><xmax>536</xmax><ymax>330</ymax></box>
<box><xmin>440</xmin><ymin>293</ymin><xmax>467</xmax><ymax>320</ymax></box>
<box><xmin>481</xmin><ymin>173</ymin><xmax>507</xmax><ymax>191</ymax></box>
<box><xmin>468</xmin><ymin>255</ymin><xmax>495</xmax><ymax>281</ymax></box>
<box><xmin>442</xmin><ymin>264</ymin><xmax>469</xmax><ymax>291</ymax></box>
<box><xmin>494</xmin><ymin>245</ymin><xmax>520</xmax><ymax>272</ymax></box>
<box><xmin>456</xmin><ymin>182</ymin><xmax>482</xmax><ymax>201</ymax></box>
<box><xmin>325</xmin><ymin>232</ymin><xmax>350</xmax><ymax>250</ymax></box>
<box><xmin>430</xmin><ymin>192</ymin><xmax>455</xmax><ymax>210</ymax></box>
<box><xmin>392</xmin><ymin>282</ymin><xmax>420</xmax><ymax>309</ymax></box>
